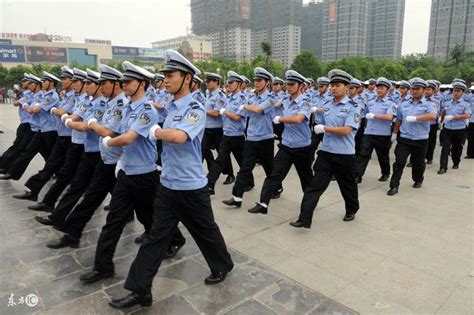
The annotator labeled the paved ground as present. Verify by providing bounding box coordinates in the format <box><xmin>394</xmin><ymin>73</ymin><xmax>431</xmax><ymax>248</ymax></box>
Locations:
<box><xmin>0</xmin><ymin>104</ymin><xmax>472</xmax><ymax>314</ymax></box>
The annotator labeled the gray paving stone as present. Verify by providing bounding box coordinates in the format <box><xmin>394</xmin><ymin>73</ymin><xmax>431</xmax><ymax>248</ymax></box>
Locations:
<box><xmin>222</xmin><ymin>299</ymin><xmax>277</xmax><ymax>315</ymax></box>
<box><xmin>309</xmin><ymin>301</ymin><xmax>357</xmax><ymax>315</ymax></box>
<box><xmin>131</xmin><ymin>295</ymin><xmax>199</xmax><ymax>315</ymax></box>
<box><xmin>38</xmin><ymin>291</ymin><xmax>120</xmax><ymax>315</ymax></box>
<box><xmin>0</xmin><ymin>287</ymin><xmax>44</xmax><ymax>315</ymax></box>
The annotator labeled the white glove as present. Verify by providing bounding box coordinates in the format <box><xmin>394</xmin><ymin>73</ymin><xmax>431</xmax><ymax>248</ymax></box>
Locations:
<box><xmin>148</xmin><ymin>124</ymin><xmax>161</xmax><ymax>141</ymax></box>
<box><xmin>33</xmin><ymin>102</ymin><xmax>41</xmax><ymax>108</ymax></box>
<box><xmin>102</xmin><ymin>136</ymin><xmax>112</xmax><ymax>148</ymax></box>
<box><xmin>219</xmin><ymin>108</ymin><xmax>226</xmax><ymax>115</ymax></box>
<box><xmin>21</xmin><ymin>103</ymin><xmax>29</xmax><ymax>109</ymax></box>
<box><xmin>114</xmin><ymin>160</ymin><xmax>122</xmax><ymax>178</ymax></box>
<box><xmin>365</xmin><ymin>113</ymin><xmax>375</xmax><ymax>120</ymax></box>
<box><xmin>311</xmin><ymin>106</ymin><xmax>318</xmax><ymax>113</ymax></box>
<box><xmin>49</xmin><ymin>107</ymin><xmax>58</xmax><ymax>114</ymax></box>
<box><xmin>273</xmin><ymin>116</ymin><xmax>281</xmax><ymax>124</ymax></box>
<box><xmin>64</xmin><ymin>118</ymin><xmax>73</xmax><ymax>127</ymax></box>
<box><xmin>238</xmin><ymin>105</ymin><xmax>245</xmax><ymax>111</ymax></box>
<box><xmin>406</xmin><ymin>116</ymin><xmax>417</xmax><ymax>122</ymax></box>
<box><xmin>314</xmin><ymin>125</ymin><xmax>325</xmax><ymax>134</ymax></box>
<box><xmin>87</xmin><ymin>118</ymin><xmax>97</xmax><ymax>128</ymax></box>
<box><xmin>391</xmin><ymin>133</ymin><xmax>397</xmax><ymax>143</ymax></box>
<box><xmin>444</xmin><ymin>115</ymin><xmax>454</xmax><ymax>121</ymax></box>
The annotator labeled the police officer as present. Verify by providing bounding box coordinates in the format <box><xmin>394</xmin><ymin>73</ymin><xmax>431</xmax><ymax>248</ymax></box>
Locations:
<box><xmin>466</xmin><ymin>85</ymin><xmax>474</xmax><ymax>159</ymax></box>
<box><xmin>27</xmin><ymin>69</ymin><xmax>89</xmax><ymax>212</ymax></box>
<box><xmin>207</xmin><ymin>71</ymin><xmax>254</xmax><ymax>194</ymax></box>
<box><xmin>13</xmin><ymin>67</ymin><xmax>76</xmax><ymax>201</ymax></box>
<box><xmin>0</xmin><ymin>74</ymin><xmax>34</xmax><ymax>173</ymax></box>
<box><xmin>290</xmin><ymin>69</ymin><xmax>360</xmax><ymax>228</ymax></box>
<box><xmin>248</xmin><ymin>70</ymin><xmax>313</xmax><ymax>215</ymax></box>
<box><xmin>437</xmin><ymin>81</ymin><xmax>471</xmax><ymax>174</ymax></box>
<box><xmin>425</xmin><ymin>80</ymin><xmax>441</xmax><ymax>164</ymax></box>
<box><xmin>78</xmin><ymin>61</ymin><xmax>171</xmax><ymax>284</ymax></box>
<box><xmin>387</xmin><ymin>78</ymin><xmax>436</xmax><ymax>196</ymax></box>
<box><xmin>109</xmin><ymin>50</ymin><xmax>234</xmax><ymax>309</ymax></box>
<box><xmin>201</xmin><ymin>72</ymin><xmax>235</xmax><ymax>184</ymax></box>
<box><xmin>45</xmin><ymin>65</ymin><xmax>129</xmax><ymax>248</ymax></box>
<box><xmin>223</xmin><ymin>67</ymin><xmax>279</xmax><ymax>208</ymax></box>
<box><xmin>355</xmin><ymin>77</ymin><xmax>396</xmax><ymax>183</ymax></box>
<box><xmin>272</xmin><ymin>76</ymin><xmax>286</xmax><ymax>142</ymax></box>
<box><xmin>0</xmin><ymin>72</ymin><xmax>60</xmax><ymax>181</ymax></box>
<box><xmin>364</xmin><ymin>78</ymin><xmax>377</xmax><ymax>103</ymax></box>
<box><xmin>349</xmin><ymin>78</ymin><xmax>367</xmax><ymax>156</ymax></box>
<box><xmin>191</xmin><ymin>75</ymin><xmax>205</xmax><ymax>104</ymax></box>
<box><xmin>309</xmin><ymin>76</ymin><xmax>331</xmax><ymax>158</ymax></box>
<box><xmin>35</xmin><ymin>69</ymin><xmax>106</xmax><ymax>226</ymax></box>
<box><xmin>240</xmin><ymin>76</ymin><xmax>252</xmax><ymax>100</ymax></box>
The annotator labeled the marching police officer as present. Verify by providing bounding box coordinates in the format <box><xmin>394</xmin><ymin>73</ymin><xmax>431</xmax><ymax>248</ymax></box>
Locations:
<box><xmin>248</xmin><ymin>70</ymin><xmax>313</xmax><ymax>215</ymax></box>
<box><xmin>191</xmin><ymin>75</ymin><xmax>205</xmax><ymax>104</ymax></box>
<box><xmin>364</xmin><ymin>78</ymin><xmax>377</xmax><ymax>103</ymax></box>
<box><xmin>349</xmin><ymin>78</ymin><xmax>367</xmax><ymax>156</ymax></box>
<box><xmin>355</xmin><ymin>77</ymin><xmax>396</xmax><ymax>183</ymax></box>
<box><xmin>0</xmin><ymin>74</ymin><xmax>34</xmax><ymax>173</ymax></box>
<box><xmin>207</xmin><ymin>71</ymin><xmax>254</xmax><ymax>193</ymax></box>
<box><xmin>425</xmin><ymin>80</ymin><xmax>441</xmax><ymax>164</ymax></box>
<box><xmin>438</xmin><ymin>81</ymin><xmax>471</xmax><ymax>174</ymax></box>
<box><xmin>290</xmin><ymin>69</ymin><xmax>360</xmax><ymax>228</ymax></box>
<box><xmin>151</xmin><ymin>73</ymin><xmax>171</xmax><ymax>167</ymax></box>
<box><xmin>223</xmin><ymin>67</ymin><xmax>280</xmax><ymax>208</ymax></box>
<box><xmin>387</xmin><ymin>78</ymin><xmax>436</xmax><ymax>196</ymax></box>
<box><xmin>201</xmin><ymin>72</ymin><xmax>235</xmax><ymax>184</ymax></box>
<box><xmin>272</xmin><ymin>76</ymin><xmax>286</xmax><ymax>142</ymax></box>
<box><xmin>109</xmin><ymin>50</ymin><xmax>233</xmax><ymax>309</ymax></box>
<box><xmin>309</xmin><ymin>76</ymin><xmax>331</xmax><ymax>158</ymax></box>
<box><xmin>0</xmin><ymin>72</ymin><xmax>60</xmax><ymax>180</ymax></box>
<box><xmin>13</xmin><ymin>67</ymin><xmax>76</xmax><ymax>201</ymax></box>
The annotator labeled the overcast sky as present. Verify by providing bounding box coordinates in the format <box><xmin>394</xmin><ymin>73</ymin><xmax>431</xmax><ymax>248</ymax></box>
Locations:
<box><xmin>0</xmin><ymin>0</ymin><xmax>431</xmax><ymax>55</ymax></box>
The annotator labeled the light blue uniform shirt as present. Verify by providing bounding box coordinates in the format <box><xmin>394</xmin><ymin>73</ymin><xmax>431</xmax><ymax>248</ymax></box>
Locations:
<box><xmin>244</xmin><ymin>90</ymin><xmax>275</xmax><ymax>141</ymax></box>
<box><xmin>364</xmin><ymin>90</ymin><xmax>376</xmax><ymax>103</ymax></box>
<box><xmin>71</xmin><ymin>93</ymin><xmax>91</xmax><ymax>144</ymax></box>
<box><xmin>192</xmin><ymin>90</ymin><xmax>206</xmax><ymax>105</ymax></box>
<box><xmin>397</xmin><ymin>98</ymin><xmax>436</xmax><ymax>140</ymax></box>
<box><xmin>223</xmin><ymin>91</ymin><xmax>246</xmax><ymax>137</ymax></box>
<box><xmin>145</xmin><ymin>86</ymin><xmax>156</xmax><ymax>102</ymax></box>
<box><xmin>161</xmin><ymin>93</ymin><xmax>207</xmax><ymax>190</ymax></box>
<box><xmin>425</xmin><ymin>95</ymin><xmax>440</xmax><ymax>125</ymax></box>
<box><xmin>119</xmin><ymin>96</ymin><xmax>158</xmax><ymax>175</ymax></box>
<box><xmin>281</xmin><ymin>94</ymin><xmax>312</xmax><ymax>148</ymax></box>
<box><xmin>83</xmin><ymin>96</ymin><xmax>107</xmax><ymax>153</ymax></box>
<box><xmin>443</xmin><ymin>99</ymin><xmax>471</xmax><ymax>130</ymax></box>
<box><xmin>56</xmin><ymin>90</ymin><xmax>76</xmax><ymax>137</ymax></box>
<box><xmin>204</xmin><ymin>89</ymin><xmax>226</xmax><ymax>128</ymax></box>
<box><xmin>100</xmin><ymin>93</ymin><xmax>128</xmax><ymax>164</ymax></box>
<box><xmin>311</xmin><ymin>92</ymin><xmax>332</xmax><ymax>124</ymax></box>
<box><xmin>39</xmin><ymin>89</ymin><xmax>60</xmax><ymax>132</ymax></box>
<box><xmin>320</xmin><ymin>96</ymin><xmax>360</xmax><ymax>155</ymax></box>
<box><xmin>18</xmin><ymin>90</ymin><xmax>33</xmax><ymax>124</ymax></box>
<box><xmin>272</xmin><ymin>91</ymin><xmax>286</xmax><ymax>116</ymax></box>
<box><xmin>470</xmin><ymin>95</ymin><xmax>474</xmax><ymax>123</ymax></box>
<box><xmin>363</xmin><ymin>97</ymin><xmax>397</xmax><ymax>136</ymax></box>
<box><xmin>29</xmin><ymin>91</ymin><xmax>43</xmax><ymax>132</ymax></box>
<box><xmin>154</xmin><ymin>89</ymin><xmax>172</xmax><ymax>123</ymax></box>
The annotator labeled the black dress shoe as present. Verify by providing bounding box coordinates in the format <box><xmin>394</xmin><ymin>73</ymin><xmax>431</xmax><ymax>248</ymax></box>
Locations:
<box><xmin>355</xmin><ymin>177</ymin><xmax>362</xmax><ymax>184</ymax></box>
<box><xmin>165</xmin><ymin>242</ymin><xmax>185</xmax><ymax>259</ymax></box>
<box><xmin>13</xmin><ymin>190</ymin><xmax>38</xmax><ymax>201</ymax></box>
<box><xmin>222</xmin><ymin>198</ymin><xmax>241</xmax><ymax>208</ymax></box>
<box><xmin>289</xmin><ymin>220</ymin><xmax>311</xmax><ymax>229</ymax></box>
<box><xmin>47</xmin><ymin>235</ymin><xmax>80</xmax><ymax>249</ymax></box>
<box><xmin>223</xmin><ymin>175</ymin><xmax>235</xmax><ymax>185</ymax></box>
<box><xmin>426</xmin><ymin>160</ymin><xmax>433</xmax><ymax>165</ymax></box>
<box><xmin>79</xmin><ymin>270</ymin><xmax>114</xmax><ymax>284</ymax></box>
<box><xmin>248</xmin><ymin>203</ymin><xmax>268</xmax><ymax>214</ymax></box>
<box><xmin>109</xmin><ymin>292</ymin><xmax>152</xmax><ymax>309</ymax></box>
<box><xmin>271</xmin><ymin>188</ymin><xmax>283</xmax><ymax>199</ymax></box>
<box><xmin>208</xmin><ymin>187</ymin><xmax>215</xmax><ymax>196</ymax></box>
<box><xmin>134</xmin><ymin>232</ymin><xmax>147</xmax><ymax>244</ymax></box>
<box><xmin>406</xmin><ymin>162</ymin><xmax>412</xmax><ymax>167</ymax></box>
<box><xmin>244</xmin><ymin>185</ymin><xmax>254</xmax><ymax>192</ymax></box>
<box><xmin>378</xmin><ymin>174</ymin><xmax>390</xmax><ymax>182</ymax></box>
<box><xmin>35</xmin><ymin>215</ymin><xmax>54</xmax><ymax>226</ymax></box>
<box><xmin>413</xmin><ymin>182</ymin><xmax>422</xmax><ymax>188</ymax></box>
<box><xmin>452</xmin><ymin>164</ymin><xmax>459</xmax><ymax>169</ymax></box>
<box><xmin>343</xmin><ymin>214</ymin><xmax>355</xmax><ymax>222</ymax></box>
<box><xmin>437</xmin><ymin>168</ymin><xmax>446</xmax><ymax>174</ymax></box>
<box><xmin>0</xmin><ymin>173</ymin><xmax>13</xmax><ymax>180</ymax></box>
<box><xmin>464</xmin><ymin>156</ymin><xmax>474</xmax><ymax>159</ymax></box>
<box><xmin>28</xmin><ymin>202</ymin><xmax>54</xmax><ymax>212</ymax></box>
<box><xmin>103</xmin><ymin>204</ymin><xmax>110</xmax><ymax>211</ymax></box>
<box><xmin>0</xmin><ymin>168</ymin><xmax>6</xmax><ymax>174</ymax></box>
<box><xmin>387</xmin><ymin>187</ymin><xmax>398</xmax><ymax>196</ymax></box>
<box><xmin>204</xmin><ymin>271</ymin><xmax>228</xmax><ymax>285</ymax></box>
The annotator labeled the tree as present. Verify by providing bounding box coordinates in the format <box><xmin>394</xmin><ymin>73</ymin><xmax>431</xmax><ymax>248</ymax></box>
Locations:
<box><xmin>409</xmin><ymin>67</ymin><xmax>432</xmax><ymax>79</ymax></box>
<box><xmin>291</xmin><ymin>50</ymin><xmax>323</xmax><ymax>79</ymax></box>
<box><xmin>379</xmin><ymin>63</ymin><xmax>407</xmax><ymax>81</ymax></box>
<box><xmin>449</xmin><ymin>43</ymin><xmax>465</xmax><ymax>67</ymax></box>
<box><xmin>260</xmin><ymin>41</ymin><xmax>272</xmax><ymax>70</ymax></box>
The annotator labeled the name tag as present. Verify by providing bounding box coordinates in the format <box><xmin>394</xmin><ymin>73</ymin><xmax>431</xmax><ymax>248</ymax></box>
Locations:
<box><xmin>130</xmin><ymin>114</ymin><xmax>137</xmax><ymax>118</ymax></box>
<box><xmin>340</xmin><ymin>108</ymin><xmax>349</xmax><ymax>113</ymax></box>
<box><xmin>173</xmin><ymin>115</ymin><xmax>183</xmax><ymax>121</ymax></box>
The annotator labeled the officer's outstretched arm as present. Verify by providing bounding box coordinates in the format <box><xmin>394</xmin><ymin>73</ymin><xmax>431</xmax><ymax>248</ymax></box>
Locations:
<box><xmin>324</xmin><ymin>126</ymin><xmax>353</xmax><ymax>136</ymax></box>
<box><xmin>414</xmin><ymin>112</ymin><xmax>436</xmax><ymax>122</ymax></box>
<box><xmin>68</xmin><ymin>121</ymin><xmax>89</xmax><ymax>132</ymax></box>
<box><xmin>155</xmin><ymin>129</ymin><xmax>188</xmax><ymax>144</ymax></box>
<box><xmin>223</xmin><ymin>111</ymin><xmax>242</xmax><ymax>121</ymax></box>
<box><xmin>107</xmin><ymin>130</ymin><xmax>139</xmax><ymax>147</ymax></box>
<box><xmin>243</xmin><ymin>104</ymin><xmax>264</xmax><ymax>114</ymax></box>
<box><xmin>207</xmin><ymin>109</ymin><xmax>220</xmax><ymax>118</ymax></box>
<box><xmin>89</xmin><ymin>122</ymin><xmax>114</xmax><ymax>137</ymax></box>
<box><xmin>279</xmin><ymin>114</ymin><xmax>306</xmax><ymax>124</ymax></box>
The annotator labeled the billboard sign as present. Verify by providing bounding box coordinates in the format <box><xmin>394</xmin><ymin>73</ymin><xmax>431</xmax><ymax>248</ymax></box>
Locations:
<box><xmin>112</xmin><ymin>46</ymin><xmax>139</xmax><ymax>56</ymax></box>
<box><xmin>26</xmin><ymin>46</ymin><xmax>68</xmax><ymax>63</ymax></box>
<box><xmin>0</xmin><ymin>44</ymin><xmax>26</xmax><ymax>62</ymax></box>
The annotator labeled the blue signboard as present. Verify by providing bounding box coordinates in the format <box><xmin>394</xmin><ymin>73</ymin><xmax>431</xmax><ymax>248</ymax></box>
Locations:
<box><xmin>0</xmin><ymin>44</ymin><xmax>25</xmax><ymax>62</ymax></box>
